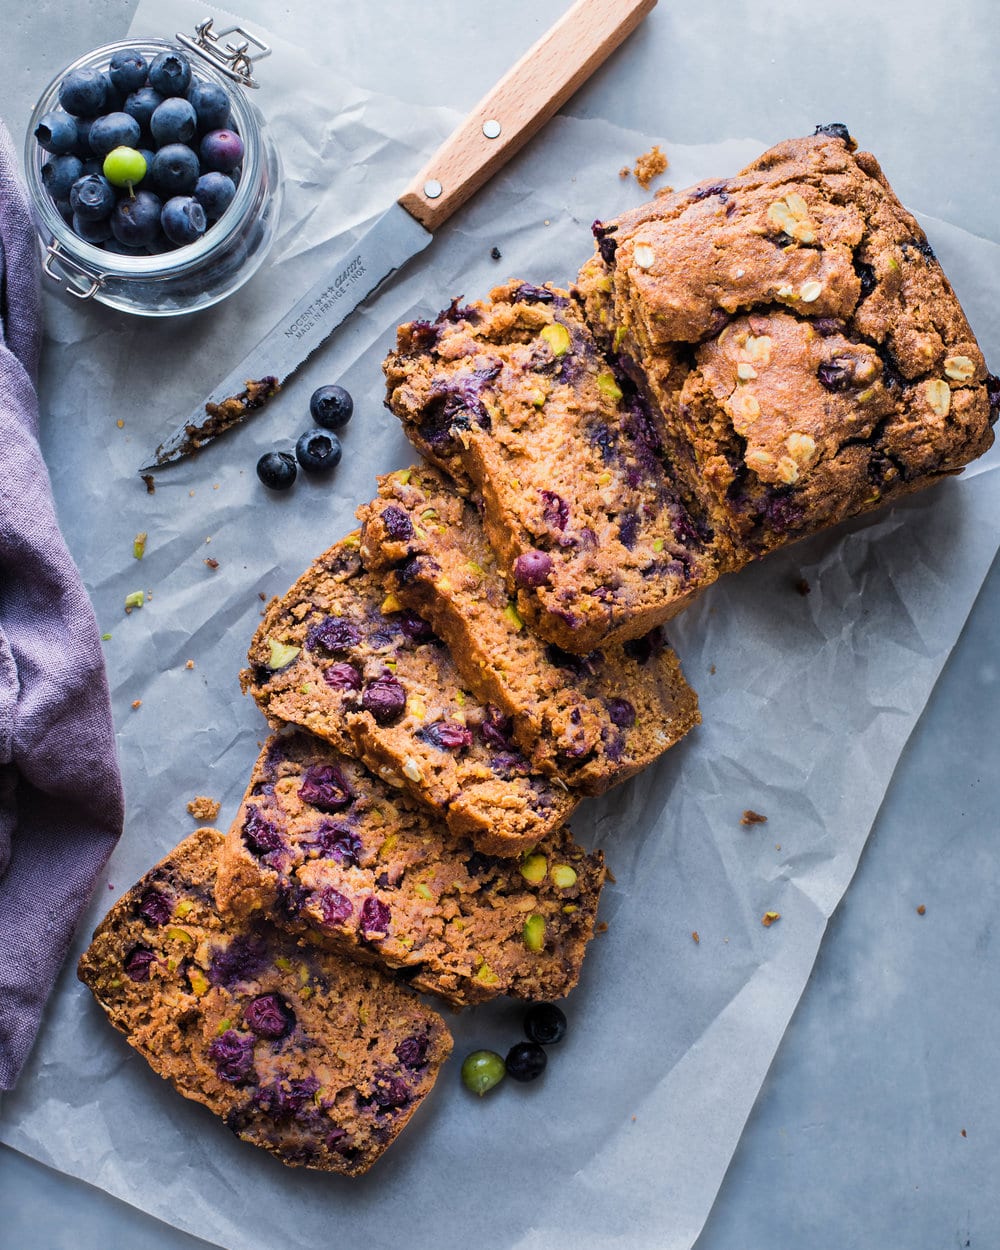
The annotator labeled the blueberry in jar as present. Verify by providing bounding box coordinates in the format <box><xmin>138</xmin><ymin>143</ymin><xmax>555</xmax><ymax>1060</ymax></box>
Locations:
<box><xmin>33</xmin><ymin>110</ymin><xmax>78</xmax><ymax>155</ymax></box>
<box><xmin>72</xmin><ymin>212</ymin><xmax>112</xmax><ymax>244</ymax></box>
<box><xmin>187</xmin><ymin>79</ymin><xmax>231</xmax><ymax>132</ymax></box>
<box><xmin>200</xmin><ymin>128</ymin><xmax>244</xmax><ymax>174</ymax></box>
<box><xmin>193</xmin><ymin>171</ymin><xmax>236</xmax><ymax>220</ymax></box>
<box><xmin>69</xmin><ymin>173</ymin><xmax>116</xmax><ymax>221</ymax></box>
<box><xmin>41</xmin><ymin>154</ymin><xmax>84</xmax><ymax>201</ymax></box>
<box><xmin>295</xmin><ymin>428</ymin><xmax>342</xmax><ymax>473</ymax></box>
<box><xmin>161</xmin><ymin>195</ymin><xmax>207</xmax><ymax>246</ymax></box>
<box><xmin>108</xmin><ymin>48</ymin><xmax>148</xmax><ymax>95</ymax></box>
<box><xmin>148</xmin><ymin>51</ymin><xmax>192</xmax><ymax>98</ymax></box>
<box><xmin>309</xmin><ymin>384</ymin><xmax>354</xmax><ymax>430</ymax></box>
<box><xmin>150</xmin><ymin>97</ymin><xmax>197</xmax><ymax>146</ymax></box>
<box><xmin>88</xmin><ymin>111</ymin><xmax>141</xmax><ymax>157</ymax></box>
<box><xmin>151</xmin><ymin>143</ymin><xmax>200</xmax><ymax>196</ymax></box>
<box><xmin>257</xmin><ymin>451</ymin><xmax>297</xmax><ymax>491</ymax></box>
<box><xmin>110</xmin><ymin>189</ymin><xmax>163</xmax><ymax>248</ymax></box>
<box><xmin>123</xmin><ymin>85</ymin><xmax>164</xmax><ymax>131</ymax></box>
<box><xmin>58</xmin><ymin>67</ymin><xmax>108</xmax><ymax>118</ymax></box>
<box><xmin>505</xmin><ymin>1040</ymin><xmax>547</xmax><ymax>1082</ymax></box>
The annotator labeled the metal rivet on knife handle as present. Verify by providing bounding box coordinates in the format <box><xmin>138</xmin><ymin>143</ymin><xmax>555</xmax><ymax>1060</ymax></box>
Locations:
<box><xmin>482</xmin><ymin>119</ymin><xmax>502</xmax><ymax>139</ymax></box>
<box><xmin>423</xmin><ymin>179</ymin><xmax>443</xmax><ymax>200</ymax></box>
<box><xmin>397</xmin><ymin>0</ymin><xmax>657</xmax><ymax>231</ymax></box>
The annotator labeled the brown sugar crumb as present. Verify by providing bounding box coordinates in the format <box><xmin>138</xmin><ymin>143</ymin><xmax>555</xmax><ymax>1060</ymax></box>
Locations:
<box><xmin>961</xmin><ymin>1129</ymin><xmax>967</xmax><ymax>1138</ymax></box>
<box><xmin>131</xmin><ymin>700</ymin><xmax>142</xmax><ymax>710</ymax></box>
<box><xmin>916</xmin><ymin>904</ymin><xmax>926</xmax><ymax>915</ymax></box>
<box><xmin>621</xmin><ymin>144</ymin><xmax>669</xmax><ymax>190</ymax></box>
<box><xmin>596</xmin><ymin>921</ymin><xmax>609</xmax><ymax>934</ymax></box>
<box><xmin>258</xmin><ymin>591</ymin><xmax>267</xmax><ymax>602</ymax></box>
<box><xmin>141</xmin><ymin>474</ymin><xmax>155</xmax><ymax>494</ymax></box>
<box><xmin>794</xmin><ymin>577</ymin><xmax>812</xmax><ymax>596</ymax></box>
<box><xmin>741</xmin><ymin>809</ymin><xmax>768</xmax><ymax>825</ymax></box>
<box><xmin>761</xmin><ymin>911</ymin><xmax>781</xmax><ymax>927</ymax></box>
<box><xmin>185</xmin><ymin>659</ymin><xmax>195</xmax><ymax>670</ymax></box>
<box><xmin>205</xmin><ymin>557</ymin><xmax>219</xmax><ymax>570</ymax></box>
<box><xmin>187</xmin><ymin>795</ymin><xmax>221</xmax><ymax>822</ymax></box>
<box><xmin>691</xmin><ymin>930</ymin><xmax>700</xmax><ymax>944</ymax></box>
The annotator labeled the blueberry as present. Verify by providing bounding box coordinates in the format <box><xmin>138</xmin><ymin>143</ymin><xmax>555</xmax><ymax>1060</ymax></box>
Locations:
<box><xmin>150</xmin><ymin>97</ymin><xmax>198</xmax><ymax>146</ymax></box>
<box><xmin>69</xmin><ymin>174</ymin><xmax>116</xmax><ymax>221</ymax></box>
<box><xmin>513</xmin><ymin>549</ymin><xmax>553</xmax><ymax>588</ymax></box>
<box><xmin>309</xmin><ymin>384</ymin><xmax>353</xmax><ymax>430</ymax></box>
<box><xmin>148</xmin><ymin>51</ymin><xmax>192</xmax><ymax>98</ymax></box>
<box><xmin>137</xmin><ymin>888</ymin><xmax>173</xmax><ymax>927</ymax></box>
<box><xmin>207</xmin><ymin>1029</ymin><xmax>256</xmax><ymax>1084</ymax></box>
<box><xmin>256</xmin><ymin>451</ymin><xmax>297</xmax><ymax>490</ymax></box>
<box><xmin>110</xmin><ymin>189</ymin><xmax>162</xmax><ymax>247</ymax></box>
<box><xmin>359</xmin><ymin>895</ymin><xmax>391</xmax><ymax>937</ymax></box>
<box><xmin>187</xmin><ymin>79</ymin><xmax>231</xmax><ymax>132</ymax></box>
<box><xmin>607</xmin><ymin>697</ymin><xmax>636</xmax><ymax>728</ymax></box>
<box><xmin>109</xmin><ymin>49</ymin><xmax>149</xmax><ymax>95</ymax></box>
<box><xmin>523</xmin><ymin>1002</ymin><xmax>567</xmax><ymax>1045</ymax></box>
<box><xmin>41</xmin><ymin>154</ymin><xmax>83</xmax><ymax>202</ymax></box>
<box><xmin>72</xmin><ymin>117</ymin><xmax>95</xmax><ymax>158</ymax></box>
<box><xmin>88</xmin><ymin>111</ymin><xmax>141</xmax><ymax>157</ymax></box>
<box><xmin>307</xmin><ymin>616</ymin><xmax>360</xmax><ymax>652</ymax></box>
<box><xmin>323</xmin><ymin>661</ymin><xmax>362</xmax><ymax>691</ymax></box>
<box><xmin>151</xmin><ymin>144</ymin><xmax>200</xmax><ymax>195</ymax></box>
<box><xmin>295</xmin><ymin>428</ymin><xmax>342</xmax><ymax>473</ymax></box>
<box><xmin>58</xmin><ymin>68</ymin><xmax>108</xmax><ymax>117</ymax></box>
<box><xmin>318</xmin><ymin>886</ymin><xmax>354</xmax><ymax>927</ymax></box>
<box><xmin>33</xmin><ymin>110</ymin><xmax>78</xmax><ymax>155</ymax></box>
<box><xmin>242</xmin><ymin>805</ymin><xmax>283</xmax><ymax>856</ymax></box>
<box><xmin>161</xmin><ymin>195</ymin><xmax>207</xmax><ymax>246</ymax></box>
<box><xmin>80</xmin><ymin>156</ymin><xmax>104</xmax><ymax>178</ymax></box>
<box><xmin>461</xmin><ymin>1050</ymin><xmax>506</xmax><ymax>1097</ymax></box>
<box><xmin>395</xmin><ymin>1034</ymin><xmax>429</xmax><ymax>1069</ymax></box>
<box><xmin>193</xmin><ymin>170</ymin><xmax>236</xmax><ymax>220</ymax></box>
<box><xmin>244</xmin><ymin>993</ymin><xmax>295</xmax><ymax>1039</ymax></box>
<box><xmin>124</xmin><ymin>946</ymin><xmax>156</xmax><ymax>982</ymax></box>
<box><xmin>380</xmin><ymin>505</ymin><xmax>412</xmax><ymax>542</ymax></box>
<box><xmin>123</xmin><ymin>86</ymin><xmax>164</xmax><ymax>132</ymax></box>
<box><xmin>298</xmin><ymin>763</ymin><xmax>353</xmax><ymax>812</ymax></box>
<box><xmin>103</xmin><ymin>238</ymin><xmax>148</xmax><ymax>257</ymax></box>
<box><xmin>361</xmin><ymin>675</ymin><xmax>406</xmax><ymax>725</ymax></box>
<box><xmin>200</xmin><ymin>128</ymin><xmax>244</xmax><ymax>174</ymax></box>
<box><xmin>505</xmin><ymin>1040</ymin><xmax>547</xmax><ymax>1082</ymax></box>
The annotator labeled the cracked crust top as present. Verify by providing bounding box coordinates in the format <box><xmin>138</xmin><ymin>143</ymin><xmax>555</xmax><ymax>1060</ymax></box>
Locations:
<box><xmin>581</xmin><ymin>131</ymin><xmax>997</xmax><ymax>562</ymax></box>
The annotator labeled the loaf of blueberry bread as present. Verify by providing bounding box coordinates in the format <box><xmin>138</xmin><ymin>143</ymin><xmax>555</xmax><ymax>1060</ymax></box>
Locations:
<box><xmin>77</xmin><ymin>827</ymin><xmax>452</xmax><ymax>1176</ymax></box>
<box><xmin>241</xmin><ymin>534</ymin><xmax>577</xmax><ymax>856</ymax></box>
<box><xmin>577</xmin><ymin>126</ymin><xmax>997</xmax><ymax>568</ymax></box>
<box><xmin>357</xmin><ymin>463</ymin><xmax>700</xmax><ymax>793</ymax></box>
<box><xmin>383</xmin><ymin>281</ymin><xmax>718</xmax><ymax>654</ymax></box>
<box><xmin>216</xmin><ymin>731</ymin><xmax>605</xmax><ymax>1008</ymax></box>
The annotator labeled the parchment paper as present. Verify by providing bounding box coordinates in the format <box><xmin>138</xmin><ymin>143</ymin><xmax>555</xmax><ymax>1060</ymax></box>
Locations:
<box><xmin>2</xmin><ymin>2</ymin><xmax>999</xmax><ymax>1248</ymax></box>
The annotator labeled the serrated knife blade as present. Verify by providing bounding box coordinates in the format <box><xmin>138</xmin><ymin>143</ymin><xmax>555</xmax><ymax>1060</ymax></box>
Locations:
<box><xmin>138</xmin><ymin>0</ymin><xmax>658</xmax><ymax>472</ymax></box>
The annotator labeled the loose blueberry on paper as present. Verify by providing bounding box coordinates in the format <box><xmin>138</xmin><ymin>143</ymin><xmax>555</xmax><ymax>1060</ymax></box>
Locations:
<box><xmin>255</xmin><ymin>387</ymin><xmax>354</xmax><ymax>493</ymax></box>
<box><xmin>37</xmin><ymin>47</ymin><xmax>244</xmax><ymax>256</ymax></box>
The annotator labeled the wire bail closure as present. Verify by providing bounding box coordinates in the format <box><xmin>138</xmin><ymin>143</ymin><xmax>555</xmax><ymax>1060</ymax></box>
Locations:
<box><xmin>177</xmin><ymin>18</ymin><xmax>271</xmax><ymax>89</ymax></box>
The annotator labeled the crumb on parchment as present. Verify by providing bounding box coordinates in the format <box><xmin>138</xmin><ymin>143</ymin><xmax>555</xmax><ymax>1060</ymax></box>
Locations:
<box><xmin>916</xmin><ymin>904</ymin><xmax>926</xmax><ymax>915</ymax></box>
<box><xmin>761</xmin><ymin>911</ymin><xmax>781</xmax><ymax>927</ymax></box>
<box><xmin>691</xmin><ymin>931</ymin><xmax>700</xmax><ymax>944</ymax></box>
<box><xmin>619</xmin><ymin>144</ymin><xmax>669</xmax><ymax>189</ymax></box>
<box><xmin>741</xmin><ymin>809</ymin><xmax>767</xmax><ymax>825</ymax></box>
<box><xmin>187</xmin><ymin>795</ymin><xmax>221</xmax><ymax>821</ymax></box>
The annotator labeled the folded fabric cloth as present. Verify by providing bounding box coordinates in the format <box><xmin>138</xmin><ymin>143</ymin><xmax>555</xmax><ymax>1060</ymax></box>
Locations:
<box><xmin>0</xmin><ymin>118</ymin><xmax>124</xmax><ymax>1089</ymax></box>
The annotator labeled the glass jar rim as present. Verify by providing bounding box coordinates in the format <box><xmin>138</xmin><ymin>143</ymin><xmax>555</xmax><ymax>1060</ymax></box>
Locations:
<box><xmin>25</xmin><ymin>36</ymin><xmax>263</xmax><ymax>281</ymax></box>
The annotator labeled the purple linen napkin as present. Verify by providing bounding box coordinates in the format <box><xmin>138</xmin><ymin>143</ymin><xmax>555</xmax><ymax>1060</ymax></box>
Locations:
<box><xmin>0</xmin><ymin>118</ymin><xmax>124</xmax><ymax>1090</ymax></box>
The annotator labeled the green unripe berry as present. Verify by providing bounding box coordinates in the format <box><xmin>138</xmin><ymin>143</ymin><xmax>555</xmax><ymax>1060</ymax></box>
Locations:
<box><xmin>103</xmin><ymin>145</ymin><xmax>147</xmax><ymax>189</ymax></box>
<box><xmin>461</xmin><ymin>1049</ymin><xmax>506</xmax><ymax>1097</ymax></box>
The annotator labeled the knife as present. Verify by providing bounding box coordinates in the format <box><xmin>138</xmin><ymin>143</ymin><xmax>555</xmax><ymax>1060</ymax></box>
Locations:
<box><xmin>140</xmin><ymin>0</ymin><xmax>657</xmax><ymax>471</ymax></box>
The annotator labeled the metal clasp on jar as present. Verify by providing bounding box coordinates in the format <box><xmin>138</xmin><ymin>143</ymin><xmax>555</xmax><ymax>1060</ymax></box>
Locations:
<box><xmin>176</xmin><ymin>19</ymin><xmax>271</xmax><ymax>89</ymax></box>
<box><xmin>43</xmin><ymin>241</ymin><xmax>104</xmax><ymax>300</ymax></box>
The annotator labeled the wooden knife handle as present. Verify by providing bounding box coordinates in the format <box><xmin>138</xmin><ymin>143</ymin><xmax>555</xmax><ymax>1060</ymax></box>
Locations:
<box><xmin>397</xmin><ymin>0</ymin><xmax>657</xmax><ymax>232</ymax></box>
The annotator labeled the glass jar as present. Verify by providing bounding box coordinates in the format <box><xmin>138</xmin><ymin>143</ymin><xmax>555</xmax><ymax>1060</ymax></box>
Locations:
<box><xmin>23</xmin><ymin>27</ymin><xmax>282</xmax><ymax>317</ymax></box>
